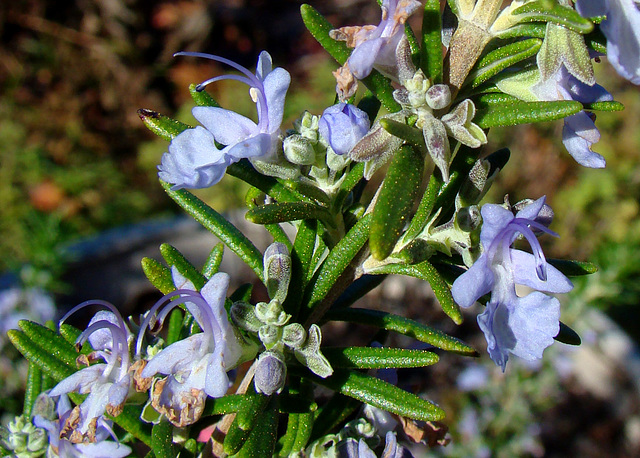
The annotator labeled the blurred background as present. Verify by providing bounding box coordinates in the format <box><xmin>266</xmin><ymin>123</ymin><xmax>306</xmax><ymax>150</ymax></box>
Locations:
<box><xmin>1</xmin><ymin>0</ymin><xmax>640</xmax><ymax>456</ymax></box>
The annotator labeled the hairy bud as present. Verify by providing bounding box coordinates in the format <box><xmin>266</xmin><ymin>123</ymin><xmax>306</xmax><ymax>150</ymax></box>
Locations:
<box><xmin>254</xmin><ymin>351</ymin><xmax>287</xmax><ymax>395</ymax></box>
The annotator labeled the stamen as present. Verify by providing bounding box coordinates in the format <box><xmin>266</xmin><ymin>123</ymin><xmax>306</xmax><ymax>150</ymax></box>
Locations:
<box><xmin>60</xmin><ymin>300</ymin><xmax>127</xmax><ymax>336</ymax></box>
<box><xmin>511</xmin><ymin>221</ymin><xmax>548</xmax><ymax>281</ymax></box>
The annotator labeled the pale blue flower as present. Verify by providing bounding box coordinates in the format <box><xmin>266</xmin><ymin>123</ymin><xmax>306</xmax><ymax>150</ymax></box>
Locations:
<box><xmin>0</xmin><ymin>287</ymin><xmax>55</xmax><ymax>349</ymax></box>
<box><xmin>49</xmin><ymin>306</ymin><xmax>133</xmax><ymax>442</ymax></box>
<box><xmin>159</xmin><ymin>51</ymin><xmax>291</xmax><ymax>189</ymax></box>
<box><xmin>451</xmin><ymin>197</ymin><xmax>573</xmax><ymax>370</ymax></box>
<box><xmin>330</xmin><ymin>0</ymin><xmax>421</xmax><ymax>97</ymax></box>
<box><xmin>338</xmin><ymin>432</ymin><xmax>411</xmax><ymax>458</ymax></box>
<box><xmin>137</xmin><ymin>268</ymin><xmax>242</xmax><ymax>426</ymax></box>
<box><xmin>34</xmin><ymin>394</ymin><xmax>131</xmax><ymax>457</ymax></box>
<box><xmin>576</xmin><ymin>0</ymin><xmax>640</xmax><ymax>84</ymax></box>
<box><xmin>532</xmin><ymin>65</ymin><xmax>613</xmax><ymax>168</ymax></box>
<box><xmin>319</xmin><ymin>103</ymin><xmax>370</xmax><ymax>155</ymax></box>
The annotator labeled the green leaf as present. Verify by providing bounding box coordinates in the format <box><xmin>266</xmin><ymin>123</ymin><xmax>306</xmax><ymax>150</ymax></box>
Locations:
<box><xmin>141</xmin><ymin>257</ymin><xmax>175</xmax><ymax>295</ymax></box>
<box><xmin>223</xmin><ymin>393</ymin><xmax>271</xmax><ymax>455</ymax></box>
<box><xmin>106</xmin><ymin>404</ymin><xmax>153</xmax><ymax>447</ymax></box>
<box><xmin>300</xmin><ymin>4</ymin><xmax>401</xmax><ymax>112</ymax></box>
<box><xmin>7</xmin><ymin>330</ymin><xmax>75</xmax><ymax>382</ymax></box>
<box><xmin>151</xmin><ymin>419</ymin><xmax>178</xmax><ymax>458</ymax></box>
<box><xmin>582</xmin><ymin>101</ymin><xmax>625</xmax><ymax>112</ymax></box>
<box><xmin>246</xmin><ymin>201</ymin><xmax>333</xmax><ymax>226</ymax></box>
<box><xmin>284</xmin><ymin>220</ymin><xmax>318</xmax><ymax>317</ymax></box>
<box><xmin>160</xmin><ymin>243</ymin><xmax>207</xmax><ymax>290</ymax></box>
<box><xmin>367</xmin><ymin>261</ymin><xmax>463</xmax><ymax>324</ymax></box>
<box><xmin>284</xmin><ymin>179</ymin><xmax>331</xmax><ymax>205</ymax></box>
<box><xmin>379</xmin><ymin>118</ymin><xmax>424</xmax><ymax>147</ymax></box>
<box><xmin>309</xmin><ymin>394</ymin><xmax>360</xmax><ymax>443</ymax></box>
<box><xmin>201</xmin><ymin>394</ymin><xmax>264</xmax><ymax>417</ymax></box>
<box><xmin>403</xmin><ymin>174</ymin><xmax>442</xmax><ymax>242</ymax></box>
<box><xmin>24</xmin><ymin>362</ymin><xmax>42</xmax><ymax>416</ymax></box>
<box><xmin>298</xmin><ymin>368</ymin><xmax>444</xmax><ymax>421</ymax></box>
<box><xmin>189</xmin><ymin>84</ymin><xmax>220</xmax><ymax>107</ymax></box>
<box><xmin>278</xmin><ymin>412</ymin><xmax>314</xmax><ymax>457</ymax></box>
<box><xmin>137</xmin><ymin>109</ymin><xmax>191</xmax><ymax>141</ymax></box>
<box><xmin>357</xmin><ymin>91</ymin><xmax>382</xmax><ymax>125</ymax></box>
<box><xmin>234</xmin><ymin>397</ymin><xmax>279</xmax><ymax>457</ymax></box>
<box><xmin>555</xmin><ymin>321</ymin><xmax>581</xmax><ymax>346</ymax></box>
<box><xmin>161</xmin><ymin>181</ymin><xmax>265</xmax><ymax>282</ymax></box>
<box><xmin>166</xmin><ymin>309</ymin><xmax>184</xmax><ymax>346</ymax></box>
<box><xmin>58</xmin><ymin>323</ymin><xmax>90</xmax><ymax>354</ymax></box>
<box><xmin>510</xmin><ymin>0</ymin><xmax>593</xmax><ymax>34</ymax></box>
<box><xmin>19</xmin><ymin>320</ymin><xmax>80</xmax><ymax>367</ymax></box>
<box><xmin>421</xmin><ymin>0</ymin><xmax>443</xmax><ymax>83</ymax></box>
<box><xmin>472</xmin><ymin>93</ymin><xmax>522</xmax><ymax>109</ymax></box>
<box><xmin>466</xmin><ymin>38</ymin><xmax>542</xmax><ymax>89</ymax></box>
<box><xmin>475</xmin><ymin>100</ymin><xmax>583</xmax><ymax>128</ymax></box>
<box><xmin>370</xmin><ymin>145</ymin><xmax>424</xmax><ymax>260</ymax></box>
<box><xmin>547</xmin><ymin>259</ymin><xmax>598</xmax><ymax>276</ymax></box>
<box><xmin>325</xmin><ymin>308</ymin><xmax>477</xmax><ymax>355</ymax></box>
<box><xmin>494</xmin><ymin>22</ymin><xmax>546</xmax><ymax>40</ymax></box>
<box><xmin>227</xmin><ymin>160</ymin><xmax>300</xmax><ymax>203</ymax></box>
<box><xmin>202</xmin><ymin>243</ymin><xmax>225</xmax><ymax>279</ymax></box>
<box><xmin>323</xmin><ymin>346</ymin><xmax>439</xmax><ymax>369</ymax></box>
<box><xmin>334</xmin><ymin>163</ymin><xmax>365</xmax><ymax>212</ymax></box>
<box><xmin>301</xmin><ymin>214</ymin><xmax>371</xmax><ymax>322</ymax></box>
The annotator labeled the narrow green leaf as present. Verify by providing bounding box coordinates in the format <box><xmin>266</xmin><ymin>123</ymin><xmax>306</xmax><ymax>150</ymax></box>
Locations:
<box><xmin>151</xmin><ymin>419</ymin><xmax>178</xmax><ymax>458</ymax></box>
<box><xmin>202</xmin><ymin>243</ymin><xmax>225</xmax><ymax>279</ymax></box>
<box><xmin>19</xmin><ymin>321</ymin><xmax>80</xmax><ymax>367</ymax></box>
<box><xmin>494</xmin><ymin>22</ymin><xmax>546</xmax><ymax>40</ymax></box>
<box><xmin>235</xmin><ymin>397</ymin><xmax>279</xmax><ymax>457</ymax></box>
<box><xmin>555</xmin><ymin>321</ymin><xmax>581</xmax><ymax>346</ymax></box>
<box><xmin>227</xmin><ymin>159</ymin><xmax>300</xmax><ymax>203</ymax></box>
<box><xmin>278</xmin><ymin>414</ymin><xmax>301</xmax><ymax>457</ymax></box>
<box><xmin>7</xmin><ymin>330</ymin><xmax>75</xmax><ymax>382</ymax></box>
<box><xmin>379</xmin><ymin>118</ymin><xmax>424</xmax><ymax>147</ymax></box>
<box><xmin>301</xmin><ymin>214</ymin><xmax>371</xmax><ymax>320</ymax></box>
<box><xmin>166</xmin><ymin>309</ymin><xmax>183</xmax><ymax>346</ymax></box>
<box><xmin>331</xmin><ymin>274</ymin><xmax>386</xmax><ymax>310</ymax></box>
<box><xmin>223</xmin><ymin>393</ymin><xmax>270</xmax><ymax>455</ymax></box>
<box><xmin>421</xmin><ymin>0</ymin><xmax>443</xmax><ymax>83</ymax></box>
<box><xmin>334</xmin><ymin>163</ymin><xmax>365</xmax><ymax>212</ymax></box>
<box><xmin>309</xmin><ymin>394</ymin><xmax>360</xmax><ymax>443</ymax></box>
<box><xmin>300</xmin><ymin>4</ymin><xmax>401</xmax><ymax>112</ymax></box>
<box><xmin>371</xmin><ymin>145</ymin><xmax>424</xmax><ymax>260</ymax></box>
<box><xmin>161</xmin><ymin>181</ymin><xmax>264</xmax><ymax>282</ymax></box>
<box><xmin>325</xmin><ymin>308</ymin><xmax>477</xmax><ymax>355</ymax></box>
<box><xmin>189</xmin><ymin>84</ymin><xmax>220</xmax><ymax>107</ymax></box>
<box><xmin>357</xmin><ymin>91</ymin><xmax>381</xmax><ymax>125</ymax></box>
<box><xmin>585</xmin><ymin>28</ymin><xmax>607</xmax><ymax>54</ymax></box>
<box><xmin>475</xmin><ymin>100</ymin><xmax>583</xmax><ymax>128</ymax></box>
<box><xmin>246</xmin><ymin>201</ymin><xmax>333</xmax><ymax>226</ymax></box>
<box><xmin>59</xmin><ymin>324</ymin><xmax>91</xmax><ymax>355</ymax></box>
<box><xmin>582</xmin><ymin>101</ymin><xmax>625</xmax><ymax>112</ymax></box>
<box><xmin>230</xmin><ymin>283</ymin><xmax>254</xmax><ymax>304</ymax></box>
<box><xmin>289</xmin><ymin>411</ymin><xmax>314</xmax><ymax>455</ymax></box>
<box><xmin>284</xmin><ymin>220</ymin><xmax>318</xmax><ymax>317</ymax></box>
<box><xmin>201</xmin><ymin>393</ymin><xmax>264</xmax><ymax>417</ymax></box>
<box><xmin>547</xmin><ymin>259</ymin><xmax>598</xmax><ymax>276</ymax></box>
<box><xmin>466</xmin><ymin>38</ymin><xmax>542</xmax><ymax>89</ymax></box>
<box><xmin>141</xmin><ymin>257</ymin><xmax>175</xmax><ymax>295</ymax></box>
<box><xmin>137</xmin><ymin>109</ymin><xmax>191</xmax><ymax>141</ymax></box>
<box><xmin>299</xmin><ymin>368</ymin><xmax>445</xmax><ymax>421</ymax></box>
<box><xmin>323</xmin><ymin>347</ymin><xmax>439</xmax><ymax>369</ymax></box>
<box><xmin>107</xmin><ymin>404</ymin><xmax>153</xmax><ymax>447</ymax></box>
<box><xmin>403</xmin><ymin>174</ymin><xmax>442</xmax><ymax>242</ymax></box>
<box><xmin>24</xmin><ymin>362</ymin><xmax>42</xmax><ymax>416</ymax></box>
<box><xmin>473</xmin><ymin>93</ymin><xmax>521</xmax><ymax>109</ymax></box>
<box><xmin>510</xmin><ymin>1</ymin><xmax>594</xmax><ymax>34</ymax></box>
<box><xmin>160</xmin><ymin>243</ymin><xmax>207</xmax><ymax>290</ymax></box>
<box><xmin>368</xmin><ymin>261</ymin><xmax>463</xmax><ymax>324</ymax></box>
<box><xmin>284</xmin><ymin>179</ymin><xmax>331</xmax><ymax>205</ymax></box>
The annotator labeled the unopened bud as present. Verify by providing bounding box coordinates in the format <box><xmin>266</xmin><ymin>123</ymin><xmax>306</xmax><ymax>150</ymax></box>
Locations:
<box><xmin>254</xmin><ymin>351</ymin><xmax>287</xmax><ymax>395</ymax></box>
<box><xmin>458</xmin><ymin>159</ymin><xmax>491</xmax><ymax>206</ymax></box>
<box><xmin>423</xmin><ymin>116</ymin><xmax>451</xmax><ymax>182</ymax></box>
<box><xmin>264</xmin><ymin>242</ymin><xmax>292</xmax><ymax>303</ymax></box>
<box><xmin>396</xmin><ymin>35</ymin><xmax>416</xmax><ymax>84</ymax></box>
<box><xmin>283</xmin><ymin>134</ymin><xmax>317</xmax><ymax>166</ymax></box>
<box><xmin>230</xmin><ymin>301</ymin><xmax>262</xmax><ymax>332</ymax></box>
<box><xmin>255</xmin><ymin>299</ymin><xmax>290</xmax><ymax>326</ymax></box>
<box><xmin>456</xmin><ymin>205</ymin><xmax>482</xmax><ymax>232</ymax></box>
<box><xmin>259</xmin><ymin>324</ymin><xmax>281</xmax><ymax>348</ymax></box>
<box><xmin>318</xmin><ymin>103</ymin><xmax>370</xmax><ymax>156</ymax></box>
<box><xmin>1</xmin><ymin>415</ymin><xmax>47</xmax><ymax>456</ymax></box>
<box><xmin>282</xmin><ymin>323</ymin><xmax>306</xmax><ymax>350</ymax></box>
<box><xmin>426</xmin><ymin>84</ymin><xmax>451</xmax><ymax>110</ymax></box>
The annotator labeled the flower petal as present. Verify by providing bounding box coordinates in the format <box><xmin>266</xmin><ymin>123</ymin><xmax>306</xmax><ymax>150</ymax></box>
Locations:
<box><xmin>262</xmin><ymin>67</ymin><xmax>291</xmax><ymax>133</ymax></box>
<box><xmin>510</xmin><ymin>250</ymin><xmax>573</xmax><ymax>293</ymax></box>
<box><xmin>479</xmin><ymin>204</ymin><xmax>514</xmax><ymax>249</ymax></box>
<box><xmin>451</xmin><ymin>255</ymin><xmax>493</xmax><ymax>308</ymax></box>
<box><xmin>562</xmin><ymin>112</ymin><xmax>606</xmax><ymax>168</ymax></box>
<box><xmin>509</xmin><ymin>292</ymin><xmax>560</xmax><ymax>361</ymax></box>
<box><xmin>192</xmin><ymin>107</ymin><xmax>257</xmax><ymax>145</ymax></box>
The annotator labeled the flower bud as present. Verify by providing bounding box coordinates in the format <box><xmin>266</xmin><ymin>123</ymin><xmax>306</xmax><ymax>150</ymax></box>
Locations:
<box><xmin>254</xmin><ymin>351</ymin><xmax>286</xmax><ymax>395</ymax></box>
<box><xmin>258</xmin><ymin>324</ymin><xmax>281</xmax><ymax>348</ymax></box>
<box><xmin>264</xmin><ymin>242</ymin><xmax>292</xmax><ymax>303</ymax></box>
<box><xmin>282</xmin><ymin>323</ymin><xmax>306</xmax><ymax>349</ymax></box>
<box><xmin>1</xmin><ymin>415</ymin><xmax>47</xmax><ymax>456</ymax></box>
<box><xmin>255</xmin><ymin>300</ymin><xmax>290</xmax><ymax>326</ymax></box>
<box><xmin>230</xmin><ymin>301</ymin><xmax>262</xmax><ymax>332</ymax></box>
<box><xmin>456</xmin><ymin>205</ymin><xmax>482</xmax><ymax>232</ymax></box>
<box><xmin>319</xmin><ymin>103</ymin><xmax>370</xmax><ymax>156</ymax></box>
<box><xmin>426</xmin><ymin>84</ymin><xmax>451</xmax><ymax>110</ymax></box>
<box><xmin>283</xmin><ymin>134</ymin><xmax>317</xmax><ymax>165</ymax></box>
<box><xmin>458</xmin><ymin>158</ymin><xmax>491</xmax><ymax>207</ymax></box>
